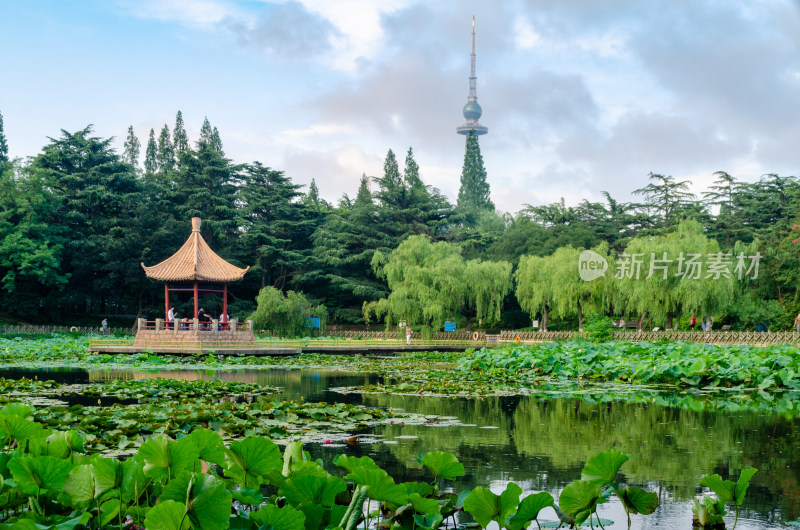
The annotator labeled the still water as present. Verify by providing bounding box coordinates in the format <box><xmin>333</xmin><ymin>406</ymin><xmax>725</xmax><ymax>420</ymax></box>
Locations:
<box><xmin>5</xmin><ymin>366</ymin><xmax>799</xmax><ymax>529</ymax></box>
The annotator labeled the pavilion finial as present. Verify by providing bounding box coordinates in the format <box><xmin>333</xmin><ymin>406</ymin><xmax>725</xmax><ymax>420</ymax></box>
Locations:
<box><xmin>192</xmin><ymin>217</ymin><xmax>201</xmax><ymax>232</ymax></box>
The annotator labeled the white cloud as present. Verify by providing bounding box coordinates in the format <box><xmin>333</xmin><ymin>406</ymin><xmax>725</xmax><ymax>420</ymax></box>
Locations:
<box><xmin>114</xmin><ymin>0</ymin><xmax>241</xmax><ymax>27</ymax></box>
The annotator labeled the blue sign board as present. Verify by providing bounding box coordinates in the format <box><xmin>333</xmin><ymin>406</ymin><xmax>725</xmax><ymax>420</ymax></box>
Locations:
<box><xmin>305</xmin><ymin>317</ymin><xmax>321</xmax><ymax>329</ymax></box>
<box><xmin>444</xmin><ymin>321</ymin><xmax>456</xmax><ymax>332</ymax></box>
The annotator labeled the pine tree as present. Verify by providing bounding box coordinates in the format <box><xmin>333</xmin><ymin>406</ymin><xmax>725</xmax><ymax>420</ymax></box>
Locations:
<box><xmin>157</xmin><ymin>124</ymin><xmax>175</xmax><ymax>173</ymax></box>
<box><xmin>0</xmin><ymin>111</ymin><xmax>8</xmax><ymax>169</ymax></box>
<box><xmin>374</xmin><ymin>148</ymin><xmax>452</xmax><ymax>243</ymax></box>
<box><xmin>198</xmin><ymin>117</ymin><xmax>213</xmax><ymax>149</ymax></box>
<box><xmin>404</xmin><ymin>147</ymin><xmax>422</xmax><ymax>189</ymax></box>
<box><xmin>210</xmin><ymin>126</ymin><xmax>224</xmax><ymax>154</ymax></box>
<box><xmin>311</xmin><ymin>174</ymin><xmax>390</xmax><ymax>321</ymax></box>
<box><xmin>173</xmin><ymin>111</ymin><xmax>189</xmax><ymax>157</ymax></box>
<box><xmin>457</xmin><ymin>131</ymin><xmax>494</xmax><ymax>221</ymax></box>
<box><xmin>122</xmin><ymin>126</ymin><xmax>141</xmax><ymax>168</ymax></box>
<box><xmin>238</xmin><ymin>162</ymin><xmax>311</xmax><ymax>291</ymax></box>
<box><xmin>305</xmin><ymin>179</ymin><xmax>322</xmax><ymax>206</ymax></box>
<box><xmin>144</xmin><ymin>129</ymin><xmax>157</xmax><ymax>175</ymax></box>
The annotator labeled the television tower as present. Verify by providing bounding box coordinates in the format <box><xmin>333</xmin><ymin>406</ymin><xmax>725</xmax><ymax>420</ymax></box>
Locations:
<box><xmin>456</xmin><ymin>16</ymin><xmax>488</xmax><ymax>137</ymax></box>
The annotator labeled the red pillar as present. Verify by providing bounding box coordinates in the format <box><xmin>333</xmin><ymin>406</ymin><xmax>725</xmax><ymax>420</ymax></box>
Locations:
<box><xmin>165</xmin><ymin>284</ymin><xmax>169</xmax><ymax>321</ymax></box>
<box><xmin>222</xmin><ymin>284</ymin><xmax>228</xmax><ymax>329</ymax></box>
<box><xmin>193</xmin><ymin>281</ymin><xmax>198</xmax><ymax>319</ymax></box>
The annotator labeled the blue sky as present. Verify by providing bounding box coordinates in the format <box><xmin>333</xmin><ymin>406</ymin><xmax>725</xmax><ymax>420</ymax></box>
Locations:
<box><xmin>2</xmin><ymin>1</ymin><xmax>800</xmax><ymax>213</ymax></box>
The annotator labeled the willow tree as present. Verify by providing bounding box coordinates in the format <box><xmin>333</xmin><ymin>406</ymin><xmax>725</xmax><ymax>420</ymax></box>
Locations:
<box><xmin>549</xmin><ymin>244</ymin><xmax>614</xmax><ymax>332</ymax></box>
<box><xmin>616</xmin><ymin>220</ymin><xmax>735</xmax><ymax>329</ymax></box>
<box><xmin>515</xmin><ymin>244</ymin><xmax>613</xmax><ymax>332</ymax></box>
<box><xmin>515</xmin><ymin>255</ymin><xmax>554</xmax><ymax>331</ymax></box>
<box><xmin>364</xmin><ymin>235</ymin><xmax>512</xmax><ymax>332</ymax></box>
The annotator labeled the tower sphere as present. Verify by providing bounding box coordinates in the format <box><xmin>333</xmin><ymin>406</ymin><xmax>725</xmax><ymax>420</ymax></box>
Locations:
<box><xmin>463</xmin><ymin>101</ymin><xmax>482</xmax><ymax>121</ymax></box>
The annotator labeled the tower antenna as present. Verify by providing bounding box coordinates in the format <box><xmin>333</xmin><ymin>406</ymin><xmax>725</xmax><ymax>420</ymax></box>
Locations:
<box><xmin>457</xmin><ymin>15</ymin><xmax>488</xmax><ymax>136</ymax></box>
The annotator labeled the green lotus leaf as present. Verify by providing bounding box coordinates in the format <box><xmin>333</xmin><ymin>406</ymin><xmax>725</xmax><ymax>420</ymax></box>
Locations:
<box><xmin>280</xmin><ymin>474</ymin><xmax>347</xmax><ymax>508</ymax></box>
<box><xmin>0</xmin><ymin>414</ymin><xmax>48</xmax><ymax>445</ymax></box>
<box><xmin>581</xmin><ymin>449</ymin><xmax>630</xmax><ymax>487</ymax></box>
<box><xmin>734</xmin><ymin>468</ymin><xmax>758</xmax><ymax>505</ymax></box>
<box><xmin>99</xmin><ymin>498</ymin><xmax>122</xmax><ymax>527</ymax></box>
<box><xmin>618</xmin><ymin>486</ymin><xmax>659</xmax><ymax>515</ymax></box>
<box><xmin>409</xmin><ymin>492</ymin><xmax>441</xmax><ymax>515</ymax></box>
<box><xmin>558</xmin><ymin>480</ymin><xmax>602</xmax><ymax>525</ymax></box>
<box><xmin>402</xmin><ymin>481</ymin><xmax>434</xmax><ymax>497</ymax></box>
<box><xmin>91</xmin><ymin>455</ymin><xmax>123</xmax><ymax>497</ymax></box>
<box><xmin>413</xmin><ymin>513</ymin><xmax>444</xmax><ymax>530</ymax></box>
<box><xmin>8</xmin><ymin>456</ymin><xmax>73</xmax><ymax>496</ymax></box>
<box><xmin>224</xmin><ymin>436</ymin><xmax>282</xmax><ymax>488</ymax></box>
<box><xmin>160</xmin><ymin>472</ymin><xmax>232</xmax><ymax>530</ymax></box>
<box><xmin>418</xmin><ymin>451</ymin><xmax>465</xmax><ymax>481</ymax></box>
<box><xmin>186</xmin><ymin>429</ymin><xmax>226</xmax><ymax>466</ymax></box>
<box><xmin>1</xmin><ymin>403</ymin><xmax>33</xmax><ymax>419</ymax></box>
<box><xmin>144</xmin><ymin>499</ymin><xmax>190</xmax><ymax>530</ymax></box>
<box><xmin>121</xmin><ymin>458</ymin><xmax>150</xmax><ymax>504</ymax></box>
<box><xmin>251</xmin><ymin>504</ymin><xmax>306</xmax><ymax>530</ymax></box>
<box><xmin>345</xmin><ymin>466</ymin><xmax>407</xmax><ymax>505</ymax></box>
<box><xmin>699</xmin><ymin>474</ymin><xmax>735</xmax><ymax>504</ymax></box>
<box><xmin>463</xmin><ymin>483</ymin><xmax>522</xmax><ymax>528</ymax></box>
<box><xmin>282</xmin><ymin>441</ymin><xmax>305</xmax><ymax>476</ymax></box>
<box><xmin>333</xmin><ymin>454</ymin><xmax>381</xmax><ymax>474</ymax></box>
<box><xmin>140</xmin><ymin>435</ymin><xmax>199</xmax><ymax>484</ymax></box>
<box><xmin>507</xmin><ymin>491</ymin><xmax>555</xmax><ymax>530</ymax></box>
<box><xmin>63</xmin><ymin>464</ymin><xmax>97</xmax><ymax>507</ymax></box>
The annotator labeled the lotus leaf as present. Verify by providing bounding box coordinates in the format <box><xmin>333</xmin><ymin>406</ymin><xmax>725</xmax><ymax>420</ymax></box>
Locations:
<box><xmin>345</xmin><ymin>466</ymin><xmax>408</xmax><ymax>505</ymax></box>
<box><xmin>160</xmin><ymin>472</ymin><xmax>232</xmax><ymax>530</ymax></box>
<box><xmin>144</xmin><ymin>499</ymin><xmax>190</xmax><ymax>530</ymax></box>
<box><xmin>507</xmin><ymin>491</ymin><xmax>555</xmax><ymax>530</ymax></box>
<box><xmin>618</xmin><ymin>486</ymin><xmax>659</xmax><ymax>515</ymax></box>
<box><xmin>140</xmin><ymin>435</ymin><xmax>199</xmax><ymax>483</ymax></box>
<box><xmin>558</xmin><ymin>480</ymin><xmax>602</xmax><ymax>526</ymax></box>
<box><xmin>224</xmin><ymin>436</ymin><xmax>282</xmax><ymax>488</ymax></box>
<box><xmin>418</xmin><ymin>451</ymin><xmax>465</xmax><ymax>481</ymax></box>
<box><xmin>251</xmin><ymin>504</ymin><xmax>307</xmax><ymax>530</ymax></box>
<box><xmin>8</xmin><ymin>456</ymin><xmax>73</xmax><ymax>496</ymax></box>
<box><xmin>581</xmin><ymin>448</ymin><xmax>630</xmax><ymax>487</ymax></box>
<box><xmin>279</xmin><ymin>474</ymin><xmax>347</xmax><ymax>508</ymax></box>
<box><xmin>463</xmin><ymin>482</ymin><xmax>522</xmax><ymax>528</ymax></box>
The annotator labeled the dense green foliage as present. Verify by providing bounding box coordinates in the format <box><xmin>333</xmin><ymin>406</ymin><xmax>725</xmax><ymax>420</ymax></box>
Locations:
<box><xmin>249</xmin><ymin>287</ymin><xmax>328</xmax><ymax>337</ymax></box>
<box><xmin>460</xmin><ymin>341</ymin><xmax>800</xmax><ymax>389</ymax></box>
<box><xmin>4</xmin><ymin>110</ymin><xmax>800</xmax><ymax>331</ymax></box>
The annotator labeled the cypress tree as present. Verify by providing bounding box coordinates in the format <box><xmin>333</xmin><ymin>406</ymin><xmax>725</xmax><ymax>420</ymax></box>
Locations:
<box><xmin>122</xmin><ymin>125</ymin><xmax>141</xmax><ymax>168</ymax></box>
<box><xmin>144</xmin><ymin>129</ymin><xmax>157</xmax><ymax>175</ymax></box>
<box><xmin>157</xmin><ymin>124</ymin><xmax>175</xmax><ymax>173</ymax></box>
<box><xmin>457</xmin><ymin>131</ymin><xmax>494</xmax><ymax>220</ymax></box>
<box><xmin>173</xmin><ymin>111</ymin><xmax>189</xmax><ymax>157</ymax></box>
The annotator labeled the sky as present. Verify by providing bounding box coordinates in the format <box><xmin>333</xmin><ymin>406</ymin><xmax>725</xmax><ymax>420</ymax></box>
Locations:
<box><xmin>2</xmin><ymin>0</ymin><xmax>800</xmax><ymax>214</ymax></box>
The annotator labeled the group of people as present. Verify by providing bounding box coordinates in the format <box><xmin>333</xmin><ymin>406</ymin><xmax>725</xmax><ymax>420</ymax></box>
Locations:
<box><xmin>689</xmin><ymin>315</ymin><xmax>714</xmax><ymax>331</ymax></box>
<box><xmin>166</xmin><ymin>306</ymin><xmax>229</xmax><ymax>330</ymax></box>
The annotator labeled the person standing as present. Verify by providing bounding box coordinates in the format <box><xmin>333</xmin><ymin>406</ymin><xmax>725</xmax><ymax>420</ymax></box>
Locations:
<box><xmin>689</xmin><ymin>315</ymin><xmax>696</xmax><ymax>331</ymax></box>
<box><xmin>101</xmin><ymin>318</ymin><xmax>108</xmax><ymax>333</ymax></box>
<box><xmin>167</xmin><ymin>307</ymin><xmax>175</xmax><ymax>329</ymax></box>
<box><xmin>405</xmin><ymin>324</ymin><xmax>412</xmax><ymax>345</ymax></box>
<box><xmin>794</xmin><ymin>312</ymin><xmax>800</xmax><ymax>333</ymax></box>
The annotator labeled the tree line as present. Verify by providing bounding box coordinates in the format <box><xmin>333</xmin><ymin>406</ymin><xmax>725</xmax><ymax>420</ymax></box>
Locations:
<box><xmin>1</xmin><ymin>109</ymin><xmax>799</xmax><ymax>331</ymax></box>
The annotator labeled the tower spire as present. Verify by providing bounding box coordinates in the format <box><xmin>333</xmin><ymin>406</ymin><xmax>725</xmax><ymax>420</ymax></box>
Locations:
<box><xmin>457</xmin><ymin>15</ymin><xmax>488</xmax><ymax>136</ymax></box>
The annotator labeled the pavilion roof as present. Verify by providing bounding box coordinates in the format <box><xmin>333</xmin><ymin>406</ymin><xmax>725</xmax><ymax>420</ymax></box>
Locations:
<box><xmin>141</xmin><ymin>217</ymin><xmax>249</xmax><ymax>283</ymax></box>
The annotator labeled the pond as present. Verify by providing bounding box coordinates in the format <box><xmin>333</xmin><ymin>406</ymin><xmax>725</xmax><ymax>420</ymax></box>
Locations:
<box><xmin>2</xmin><ymin>365</ymin><xmax>798</xmax><ymax>529</ymax></box>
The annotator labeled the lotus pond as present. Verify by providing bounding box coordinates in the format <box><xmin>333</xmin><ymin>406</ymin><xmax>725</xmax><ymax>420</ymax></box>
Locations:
<box><xmin>0</xmin><ymin>336</ymin><xmax>798</xmax><ymax>529</ymax></box>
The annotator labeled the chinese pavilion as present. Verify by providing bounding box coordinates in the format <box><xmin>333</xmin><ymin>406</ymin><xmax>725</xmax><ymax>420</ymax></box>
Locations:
<box><xmin>141</xmin><ymin>217</ymin><xmax>249</xmax><ymax>324</ymax></box>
